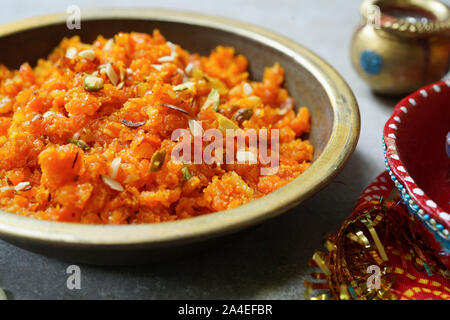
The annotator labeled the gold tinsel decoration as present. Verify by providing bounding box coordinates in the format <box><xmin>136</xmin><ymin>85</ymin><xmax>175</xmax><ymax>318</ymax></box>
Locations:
<box><xmin>305</xmin><ymin>195</ymin><xmax>449</xmax><ymax>300</ymax></box>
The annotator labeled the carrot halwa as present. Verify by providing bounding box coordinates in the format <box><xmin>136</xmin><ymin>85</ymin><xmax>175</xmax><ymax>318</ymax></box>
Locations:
<box><xmin>0</xmin><ymin>30</ymin><xmax>313</xmax><ymax>224</ymax></box>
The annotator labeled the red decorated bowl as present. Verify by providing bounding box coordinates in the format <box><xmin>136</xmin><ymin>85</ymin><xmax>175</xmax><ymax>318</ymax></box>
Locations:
<box><xmin>383</xmin><ymin>80</ymin><xmax>450</xmax><ymax>268</ymax></box>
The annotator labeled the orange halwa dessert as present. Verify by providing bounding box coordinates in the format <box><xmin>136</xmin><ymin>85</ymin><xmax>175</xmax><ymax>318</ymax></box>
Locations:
<box><xmin>0</xmin><ymin>30</ymin><xmax>313</xmax><ymax>224</ymax></box>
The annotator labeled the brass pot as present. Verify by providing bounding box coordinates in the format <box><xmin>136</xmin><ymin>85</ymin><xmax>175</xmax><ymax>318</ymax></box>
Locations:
<box><xmin>351</xmin><ymin>0</ymin><xmax>450</xmax><ymax>95</ymax></box>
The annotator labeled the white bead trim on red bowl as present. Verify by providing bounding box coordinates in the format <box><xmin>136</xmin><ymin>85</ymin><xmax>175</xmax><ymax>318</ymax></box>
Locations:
<box><xmin>383</xmin><ymin>140</ymin><xmax>450</xmax><ymax>243</ymax></box>
<box><xmin>382</xmin><ymin>80</ymin><xmax>450</xmax><ymax>252</ymax></box>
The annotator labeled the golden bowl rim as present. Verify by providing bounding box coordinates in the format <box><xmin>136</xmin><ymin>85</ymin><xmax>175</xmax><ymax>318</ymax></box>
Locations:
<box><xmin>0</xmin><ymin>8</ymin><xmax>360</xmax><ymax>246</ymax></box>
<box><xmin>360</xmin><ymin>0</ymin><xmax>450</xmax><ymax>35</ymax></box>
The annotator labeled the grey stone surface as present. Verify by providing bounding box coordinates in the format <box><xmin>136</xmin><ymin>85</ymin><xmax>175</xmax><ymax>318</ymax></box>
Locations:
<box><xmin>0</xmin><ymin>0</ymin><xmax>448</xmax><ymax>300</ymax></box>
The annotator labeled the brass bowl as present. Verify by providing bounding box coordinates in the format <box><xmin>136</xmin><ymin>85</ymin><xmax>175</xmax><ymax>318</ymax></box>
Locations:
<box><xmin>0</xmin><ymin>9</ymin><xmax>360</xmax><ymax>265</ymax></box>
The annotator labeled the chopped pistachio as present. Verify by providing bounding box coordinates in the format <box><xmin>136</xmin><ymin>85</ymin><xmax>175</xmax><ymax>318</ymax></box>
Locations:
<box><xmin>278</xmin><ymin>108</ymin><xmax>288</xmax><ymax>115</ymax></box>
<box><xmin>247</xmin><ymin>95</ymin><xmax>262</xmax><ymax>107</ymax></box>
<box><xmin>202</xmin><ymin>89</ymin><xmax>220</xmax><ymax>111</ymax></box>
<box><xmin>109</xmin><ymin>157</ymin><xmax>121</xmax><ymax>179</ymax></box>
<box><xmin>149</xmin><ymin>149</ymin><xmax>166</xmax><ymax>172</ymax></box>
<box><xmin>232</xmin><ymin>108</ymin><xmax>253</xmax><ymax>125</ymax></box>
<box><xmin>192</xmin><ymin>69</ymin><xmax>228</xmax><ymax>95</ymax></box>
<box><xmin>181</xmin><ymin>166</ymin><xmax>192</xmax><ymax>181</ymax></box>
<box><xmin>0</xmin><ymin>288</ymin><xmax>7</xmax><ymax>300</ymax></box>
<box><xmin>68</xmin><ymin>138</ymin><xmax>90</xmax><ymax>151</ymax></box>
<box><xmin>217</xmin><ymin>114</ymin><xmax>239</xmax><ymax>133</ymax></box>
<box><xmin>173</xmin><ymin>81</ymin><xmax>195</xmax><ymax>92</ymax></box>
<box><xmin>83</xmin><ymin>75</ymin><xmax>104</xmax><ymax>92</ymax></box>
<box><xmin>31</xmin><ymin>114</ymin><xmax>42</xmax><ymax>122</ymax></box>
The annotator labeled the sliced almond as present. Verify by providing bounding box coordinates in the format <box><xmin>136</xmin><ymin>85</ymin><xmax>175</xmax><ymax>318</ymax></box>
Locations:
<box><xmin>109</xmin><ymin>157</ymin><xmax>122</xmax><ymax>179</ymax></box>
<box><xmin>185</xmin><ymin>63</ymin><xmax>194</xmax><ymax>75</ymax></box>
<box><xmin>78</xmin><ymin>49</ymin><xmax>95</xmax><ymax>61</ymax></box>
<box><xmin>101</xmin><ymin>175</ymin><xmax>124</xmax><ymax>191</ymax></box>
<box><xmin>72</xmin><ymin>131</ymin><xmax>80</xmax><ymax>140</ymax></box>
<box><xmin>158</xmin><ymin>56</ymin><xmax>175</xmax><ymax>63</ymax></box>
<box><xmin>14</xmin><ymin>181</ymin><xmax>31</xmax><ymax>191</ymax></box>
<box><xmin>188</xmin><ymin>120</ymin><xmax>204</xmax><ymax>137</ymax></box>
<box><xmin>167</xmin><ymin>41</ymin><xmax>177</xmax><ymax>56</ymax></box>
<box><xmin>103</xmin><ymin>39</ymin><xmax>114</xmax><ymax>51</ymax></box>
<box><xmin>243</xmin><ymin>82</ymin><xmax>253</xmax><ymax>95</ymax></box>
<box><xmin>152</xmin><ymin>64</ymin><xmax>164</xmax><ymax>71</ymax></box>
<box><xmin>65</xmin><ymin>47</ymin><xmax>77</xmax><ymax>59</ymax></box>
<box><xmin>0</xmin><ymin>186</ymin><xmax>14</xmax><ymax>193</ymax></box>
<box><xmin>43</xmin><ymin>111</ymin><xmax>54</xmax><ymax>119</ymax></box>
<box><xmin>104</xmin><ymin>63</ymin><xmax>119</xmax><ymax>86</ymax></box>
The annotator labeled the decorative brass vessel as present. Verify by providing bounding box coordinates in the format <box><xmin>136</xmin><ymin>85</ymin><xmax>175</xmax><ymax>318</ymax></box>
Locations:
<box><xmin>351</xmin><ymin>0</ymin><xmax>450</xmax><ymax>95</ymax></box>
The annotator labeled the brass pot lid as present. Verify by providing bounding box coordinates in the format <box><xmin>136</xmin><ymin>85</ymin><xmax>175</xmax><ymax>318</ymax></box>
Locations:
<box><xmin>361</xmin><ymin>0</ymin><xmax>450</xmax><ymax>36</ymax></box>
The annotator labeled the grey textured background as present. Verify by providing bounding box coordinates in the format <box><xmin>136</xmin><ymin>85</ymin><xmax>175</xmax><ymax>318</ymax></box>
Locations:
<box><xmin>0</xmin><ymin>0</ymin><xmax>448</xmax><ymax>300</ymax></box>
